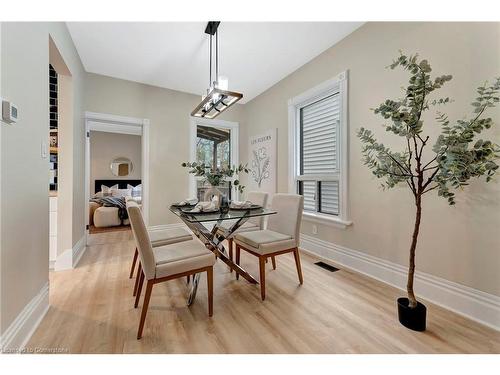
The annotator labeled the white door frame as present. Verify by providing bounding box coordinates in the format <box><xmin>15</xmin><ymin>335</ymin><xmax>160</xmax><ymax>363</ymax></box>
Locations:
<box><xmin>189</xmin><ymin>116</ymin><xmax>240</xmax><ymax>200</ymax></box>
<box><xmin>84</xmin><ymin>111</ymin><xmax>150</xmax><ymax>242</ymax></box>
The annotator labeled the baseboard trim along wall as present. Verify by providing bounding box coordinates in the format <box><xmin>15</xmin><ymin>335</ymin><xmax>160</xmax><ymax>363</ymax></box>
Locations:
<box><xmin>54</xmin><ymin>235</ymin><xmax>86</xmax><ymax>271</ymax></box>
<box><xmin>0</xmin><ymin>282</ymin><xmax>49</xmax><ymax>353</ymax></box>
<box><xmin>72</xmin><ymin>235</ymin><xmax>87</xmax><ymax>268</ymax></box>
<box><xmin>299</xmin><ymin>234</ymin><xmax>500</xmax><ymax>331</ymax></box>
<box><xmin>148</xmin><ymin>222</ymin><xmax>187</xmax><ymax>232</ymax></box>
<box><xmin>137</xmin><ymin>223</ymin><xmax>500</xmax><ymax>331</ymax></box>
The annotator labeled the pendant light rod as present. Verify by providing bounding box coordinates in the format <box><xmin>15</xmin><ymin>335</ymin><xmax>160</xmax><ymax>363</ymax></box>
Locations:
<box><xmin>215</xmin><ymin>29</ymin><xmax>219</xmax><ymax>87</ymax></box>
<box><xmin>209</xmin><ymin>34</ymin><xmax>212</xmax><ymax>89</ymax></box>
<box><xmin>205</xmin><ymin>21</ymin><xmax>220</xmax><ymax>88</ymax></box>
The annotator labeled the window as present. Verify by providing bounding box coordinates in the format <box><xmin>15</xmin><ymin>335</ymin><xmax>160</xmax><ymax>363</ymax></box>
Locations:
<box><xmin>288</xmin><ymin>72</ymin><xmax>350</xmax><ymax>227</ymax></box>
<box><xmin>195</xmin><ymin>125</ymin><xmax>232</xmax><ymax>200</ymax></box>
<box><xmin>189</xmin><ymin>118</ymin><xmax>239</xmax><ymax>201</ymax></box>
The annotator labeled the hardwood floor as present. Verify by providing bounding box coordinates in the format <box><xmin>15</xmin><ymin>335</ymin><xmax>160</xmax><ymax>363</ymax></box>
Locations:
<box><xmin>27</xmin><ymin>231</ymin><xmax>500</xmax><ymax>353</ymax></box>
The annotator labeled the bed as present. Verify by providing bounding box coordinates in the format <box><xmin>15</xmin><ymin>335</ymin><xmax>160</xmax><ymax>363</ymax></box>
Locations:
<box><xmin>89</xmin><ymin>179</ymin><xmax>142</xmax><ymax>228</ymax></box>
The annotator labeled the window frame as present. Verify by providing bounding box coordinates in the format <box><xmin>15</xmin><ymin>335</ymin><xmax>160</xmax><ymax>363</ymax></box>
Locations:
<box><xmin>288</xmin><ymin>71</ymin><xmax>351</xmax><ymax>228</ymax></box>
<box><xmin>189</xmin><ymin>117</ymin><xmax>240</xmax><ymax>200</ymax></box>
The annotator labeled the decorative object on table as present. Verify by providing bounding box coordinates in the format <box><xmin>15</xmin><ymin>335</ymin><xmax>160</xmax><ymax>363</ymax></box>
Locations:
<box><xmin>172</xmin><ymin>198</ymin><xmax>199</xmax><ymax>207</ymax></box>
<box><xmin>248</xmin><ymin>128</ymin><xmax>277</xmax><ymax>193</ymax></box>
<box><xmin>181</xmin><ymin>161</ymin><xmax>249</xmax><ymax>197</ymax></box>
<box><xmin>191</xmin><ymin>21</ymin><xmax>243</xmax><ymax>119</ymax></box>
<box><xmin>184</xmin><ymin>197</ymin><xmax>219</xmax><ymax>213</ymax></box>
<box><xmin>219</xmin><ymin>195</ymin><xmax>230</xmax><ymax>214</ymax></box>
<box><xmin>357</xmin><ymin>51</ymin><xmax>500</xmax><ymax>332</ymax></box>
<box><xmin>229</xmin><ymin>200</ymin><xmax>260</xmax><ymax>210</ymax></box>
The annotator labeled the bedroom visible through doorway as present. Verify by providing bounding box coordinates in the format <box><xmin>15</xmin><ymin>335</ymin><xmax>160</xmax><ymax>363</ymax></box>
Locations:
<box><xmin>88</xmin><ymin>131</ymin><xmax>142</xmax><ymax>234</ymax></box>
<box><xmin>84</xmin><ymin>112</ymin><xmax>150</xmax><ymax>241</ymax></box>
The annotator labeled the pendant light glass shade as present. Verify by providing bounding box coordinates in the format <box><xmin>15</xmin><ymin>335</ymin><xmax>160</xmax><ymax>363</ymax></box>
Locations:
<box><xmin>217</xmin><ymin>76</ymin><xmax>229</xmax><ymax>90</ymax></box>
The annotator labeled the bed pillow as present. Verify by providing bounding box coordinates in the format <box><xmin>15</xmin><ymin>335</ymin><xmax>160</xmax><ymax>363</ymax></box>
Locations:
<box><xmin>111</xmin><ymin>188</ymin><xmax>132</xmax><ymax>198</ymax></box>
<box><xmin>127</xmin><ymin>184</ymin><xmax>142</xmax><ymax>197</ymax></box>
<box><xmin>101</xmin><ymin>184</ymin><xmax>118</xmax><ymax>196</ymax></box>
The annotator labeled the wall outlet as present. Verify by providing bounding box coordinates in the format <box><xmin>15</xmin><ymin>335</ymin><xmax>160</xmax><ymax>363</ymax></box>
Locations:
<box><xmin>312</xmin><ymin>225</ymin><xmax>318</xmax><ymax>235</ymax></box>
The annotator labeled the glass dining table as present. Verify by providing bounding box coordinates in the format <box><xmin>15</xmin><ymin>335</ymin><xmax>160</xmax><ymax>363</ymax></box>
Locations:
<box><xmin>169</xmin><ymin>204</ymin><xmax>277</xmax><ymax>305</ymax></box>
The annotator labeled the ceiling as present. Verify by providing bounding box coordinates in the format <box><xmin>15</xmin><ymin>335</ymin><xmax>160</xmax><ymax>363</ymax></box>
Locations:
<box><xmin>67</xmin><ymin>22</ymin><xmax>363</xmax><ymax>103</ymax></box>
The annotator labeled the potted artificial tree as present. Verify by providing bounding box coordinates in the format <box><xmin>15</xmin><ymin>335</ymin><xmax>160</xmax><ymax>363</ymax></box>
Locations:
<box><xmin>358</xmin><ymin>52</ymin><xmax>499</xmax><ymax>331</ymax></box>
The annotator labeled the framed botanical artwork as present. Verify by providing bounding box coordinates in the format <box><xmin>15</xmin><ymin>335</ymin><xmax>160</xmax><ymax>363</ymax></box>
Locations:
<box><xmin>248</xmin><ymin>128</ymin><xmax>277</xmax><ymax>194</ymax></box>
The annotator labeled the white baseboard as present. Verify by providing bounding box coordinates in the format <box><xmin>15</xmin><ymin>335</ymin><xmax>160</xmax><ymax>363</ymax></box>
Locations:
<box><xmin>54</xmin><ymin>235</ymin><xmax>86</xmax><ymax>271</ymax></box>
<box><xmin>148</xmin><ymin>222</ymin><xmax>187</xmax><ymax>232</ymax></box>
<box><xmin>300</xmin><ymin>234</ymin><xmax>500</xmax><ymax>331</ymax></box>
<box><xmin>54</xmin><ymin>247</ymin><xmax>72</xmax><ymax>271</ymax></box>
<box><xmin>72</xmin><ymin>235</ymin><xmax>87</xmax><ymax>268</ymax></box>
<box><xmin>0</xmin><ymin>282</ymin><xmax>49</xmax><ymax>352</ymax></box>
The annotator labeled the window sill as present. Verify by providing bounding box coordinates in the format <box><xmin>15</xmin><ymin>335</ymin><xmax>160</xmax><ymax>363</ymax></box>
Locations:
<box><xmin>302</xmin><ymin>212</ymin><xmax>352</xmax><ymax>229</ymax></box>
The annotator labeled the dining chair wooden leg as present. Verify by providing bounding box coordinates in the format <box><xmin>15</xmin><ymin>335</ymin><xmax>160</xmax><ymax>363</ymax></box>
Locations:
<box><xmin>187</xmin><ymin>275</ymin><xmax>190</xmax><ymax>283</ymax></box>
<box><xmin>228</xmin><ymin>239</ymin><xmax>233</xmax><ymax>273</ymax></box>
<box><xmin>134</xmin><ymin>271</ymin><xmax>145</xmax><ymax>308</ymax></box>
<box><xmin>129</xmin><ymin>248</ymin><xmax>138</xmax><ymax>279</ymax></box>
<box><xmin>133</xmin><ymin>262</ymin><xmax>142</xmax><ymax>296</ymax></box>
<box><xmin>259</xmin><ymin>256</ymin><xmax>266</xmax><ymax>301</ymax></box>
<box><xmin>293</xmin><ymin>248</ymin><xmax>304</xmax><ymax>285</ymax></box>
<box><xmin>207</xmin><ymin>267</ymin><xmax>213</xmax><ymax>317</ymax></box>
<box><xmin>137</xmin><ymin>280</ymin><xmax>154</xmax><ymax>340</ymax></box>
<box><xmin>271</xmin><ymin>256</ymin><xmax>276</xmax><ymax>270</ymax></box>
<box><xmin>235</xmin><ymin>245</ymin><xmax>241</xmax><ymax>280</ymax></box>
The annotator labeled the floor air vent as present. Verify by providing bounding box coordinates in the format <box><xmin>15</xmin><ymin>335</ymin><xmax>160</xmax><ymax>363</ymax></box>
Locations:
<box><xmin>315</xmin><ymin>261</ymin><xmax>340</xmax><ymax>272</ymax></box>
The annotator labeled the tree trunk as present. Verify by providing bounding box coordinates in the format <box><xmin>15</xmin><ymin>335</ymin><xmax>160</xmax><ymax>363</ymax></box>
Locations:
<box><xmin>407</xmin><ymin>194</ymin><xmax>422</xmax><ymax>308</ymax></box>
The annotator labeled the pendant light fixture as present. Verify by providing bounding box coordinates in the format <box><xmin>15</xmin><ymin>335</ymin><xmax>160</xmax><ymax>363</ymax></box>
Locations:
<box><xmin>191</xmin><ymin>21</ymin><xmax>243</xmax><ymax>119</ymax></box>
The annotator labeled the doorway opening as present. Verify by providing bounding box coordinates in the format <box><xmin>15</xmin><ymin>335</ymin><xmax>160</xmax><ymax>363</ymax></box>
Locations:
<box><xmin>84</xmin><ymin>112</ymin><xmax>150</xmax><ymax>242</ymax></box>
<box><xmin>48</xmin><ymin>36</ymin><xmax>73</xmax><ymax>270</ymax></box>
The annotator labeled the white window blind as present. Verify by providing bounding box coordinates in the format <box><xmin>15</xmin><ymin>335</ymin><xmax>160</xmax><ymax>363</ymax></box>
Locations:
<box><xmin>300</xmin><ymin>93</ymin><xmax>340</xmax><ymax>175</ymax></box>
<box><xmin>298</xmin><ymin>93</ymin><xmax>340</xmax><ymax>216</ymax></box>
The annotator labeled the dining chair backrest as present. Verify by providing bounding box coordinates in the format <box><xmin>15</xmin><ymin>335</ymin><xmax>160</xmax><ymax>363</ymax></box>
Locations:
<box><xmin>267</xmin><ymin>194</ymin><xmax>304</xmax><ymax>244</ymax></box>
<box><xmin>246</xmin><ymin>191</ymin><xmax>269</xmax><ymax>228</ymax></box>
<box><xmin>127</xmin><ymin>200</ymin><xmax>156</xmax><ymax>280</ymax></box>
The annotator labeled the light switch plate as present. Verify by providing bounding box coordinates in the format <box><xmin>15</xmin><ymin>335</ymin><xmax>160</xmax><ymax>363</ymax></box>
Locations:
<box><xmin>41</xmin><ymin>141</ymin><xmax>48</xmax><ymax>159</ymax></box>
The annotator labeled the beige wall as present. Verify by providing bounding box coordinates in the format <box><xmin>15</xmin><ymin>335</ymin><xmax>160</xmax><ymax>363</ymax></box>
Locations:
<box><xmin>240</xmin><ymin>22</ymin><xmax>500</xmax><ymax>296</ymax></box>
<box><xmin>0</xmin><ymin>22</ymin><xmax>86</xmax><ymax>334</ymax></box>
<box><xmin>89</xmin><ymin>131</ymin><xmax>142</xmax><ymax>193</ymax></box>
<box><xmin>84</xmin><ymin>73</ymin><xmax>244</xmax><ymax>226</ymax></box>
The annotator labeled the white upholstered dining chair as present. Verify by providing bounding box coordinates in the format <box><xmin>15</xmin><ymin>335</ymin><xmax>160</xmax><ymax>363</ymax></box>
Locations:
<box><xmin>233</xmin><ymin>194</ymin><xmax>304</xmax><ymax>300</ymax></box>
<box><xmin>127</xmin><ymin>201</ymin><xmax>216</xmax><ymax>339</ymax></box>
<box><xmin>223</xmin><ymin>191</ymin><xmax>268</xmax><ymax>271</ymax></box>
<box><xmin>126</xmin><ymin>200</ymin><xmax>194</xmax><ymax>297</ymax></box>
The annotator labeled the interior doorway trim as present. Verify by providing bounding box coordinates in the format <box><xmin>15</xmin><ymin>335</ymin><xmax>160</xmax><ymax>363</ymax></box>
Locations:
<box><xmin>189</xmin><ymin>116</ymin><xmax>239</xmax><ymax>199</ymax></box>
<box><xmin>84</xmin><ymin>111</ymin><xmax>150</xmax><ymax>242</ymax></box>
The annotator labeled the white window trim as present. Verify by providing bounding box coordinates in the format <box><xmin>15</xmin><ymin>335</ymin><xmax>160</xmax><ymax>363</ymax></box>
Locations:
<box><xmin>287</xmin><ymin>71</ymin><xmax>352</xmax><ymax>229</ymax></box>
<box><xmin>189</xmin><ymin>116</ymin><xmax>240</xmax><ymax>200</ymax></box>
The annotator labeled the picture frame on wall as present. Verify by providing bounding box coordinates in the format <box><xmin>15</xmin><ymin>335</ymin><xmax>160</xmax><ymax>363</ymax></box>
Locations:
<box><xmin>248</xmin><ymin>128</ymin><xmax>277</xmax><ymax>194</ymax></box>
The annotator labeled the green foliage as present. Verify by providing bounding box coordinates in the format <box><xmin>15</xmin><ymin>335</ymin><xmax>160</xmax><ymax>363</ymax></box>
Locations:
<box><xmin>433</xmin><ymin>79</ymin><xmax>500</xmax><ymax>204</ymax></box>
<box><xmin>357</xmin><ymin>51</ymin><xmax>500</xmax><ymax>205</ymax></box>
<box><xmin>181</xmin><ymin>162</ymin><xmax>250</xmax><ymax>193</ymax></box>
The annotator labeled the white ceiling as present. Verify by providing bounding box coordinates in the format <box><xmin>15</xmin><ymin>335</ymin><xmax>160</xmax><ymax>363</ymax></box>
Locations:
<box><xmin>67</xmin><ymin>22</ymin><xmax>363</xmax><ymax>103</ymax></box>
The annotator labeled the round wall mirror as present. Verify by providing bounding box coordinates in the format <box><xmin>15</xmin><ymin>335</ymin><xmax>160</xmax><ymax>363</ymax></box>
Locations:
<box><xmin>110</xmin><ymin>157</ymin><xmax>133</xmax><ymax>177</ymax></box>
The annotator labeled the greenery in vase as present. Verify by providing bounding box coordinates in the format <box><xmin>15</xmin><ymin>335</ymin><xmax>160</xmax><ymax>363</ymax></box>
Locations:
<box><xmin>357</xmin><ymin>51</ymin><xmax>499</xmax><ymax>309</ymax></box>
<box><xmin>181</xmin><ymin>162</ymin><xmax>250</xmax><ymax>193</ymax></box>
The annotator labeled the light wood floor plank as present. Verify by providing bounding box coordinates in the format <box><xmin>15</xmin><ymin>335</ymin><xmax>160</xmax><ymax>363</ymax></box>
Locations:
<box><xmin>27</xmin><ymin>231</ymin><xmax>500</xmax><ymax>353</ymax></box>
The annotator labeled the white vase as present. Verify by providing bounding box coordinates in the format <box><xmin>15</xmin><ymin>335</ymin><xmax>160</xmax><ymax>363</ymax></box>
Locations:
<box><xmin>203</xmin><ymin>184</ymin><xmax>222</xmax><ymax>207</ymax></box>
